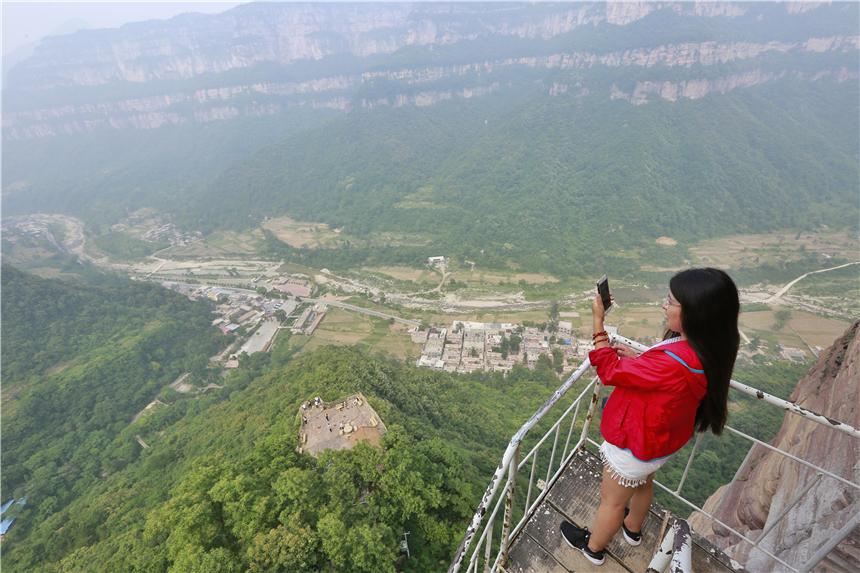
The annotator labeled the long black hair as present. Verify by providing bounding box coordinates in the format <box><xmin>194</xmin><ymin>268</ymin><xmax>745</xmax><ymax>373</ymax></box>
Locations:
<box><xmin>669</xmin><ymin>268</ymin><xmax>740</xmax><ymax>435</ymax></box>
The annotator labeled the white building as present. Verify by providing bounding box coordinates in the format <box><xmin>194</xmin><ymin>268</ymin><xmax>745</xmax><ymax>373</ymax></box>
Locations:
<box><xmin>557</xmin><ymin>320</ymin><xmax>573</xmax><ymax>339</ymax></box>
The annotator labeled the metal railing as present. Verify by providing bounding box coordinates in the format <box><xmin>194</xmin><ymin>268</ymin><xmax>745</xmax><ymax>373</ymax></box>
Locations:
<box><xmin>647</xmin><ymin>519</ymin><xmax>694</xmax><ymax>573</ymax></box>
<box><xmin>448</xmin><ymin>334</ymin><xmax>860</xmax><ymax>573</ymax></box>
<box><xmin>446</xmin><ymin>357</ymin><xmax>599</xmax><ymax>573</ymax></box>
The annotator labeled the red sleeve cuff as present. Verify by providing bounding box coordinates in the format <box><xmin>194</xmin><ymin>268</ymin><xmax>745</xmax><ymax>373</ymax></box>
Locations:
<box><xmin>588</xmin><ymin>345</ymin><xmax>617</xmax><ymax>369</ymax></box>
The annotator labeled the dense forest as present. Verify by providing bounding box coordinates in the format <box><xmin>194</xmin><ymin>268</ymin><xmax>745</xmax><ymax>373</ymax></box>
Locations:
<box><xmin>205</xmin><ymin>77</ymin><xmax>858</xmax><ymax>278</ymax></box>
<box><xmin>1</xmin><ymin>266</ymin><xmax>225</xmax><ymax>551</ymax></box>
<box><xmin>2</xmin><ymin>309</ymin><xmax>568</xmax><ymax>572</ymax></box>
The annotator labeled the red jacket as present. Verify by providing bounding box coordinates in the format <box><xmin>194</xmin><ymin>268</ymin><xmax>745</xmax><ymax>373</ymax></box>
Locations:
<box><xmin>588</xmin><ymin>339</ymin><xmax>707</xmax><ymax>461</ymax></box>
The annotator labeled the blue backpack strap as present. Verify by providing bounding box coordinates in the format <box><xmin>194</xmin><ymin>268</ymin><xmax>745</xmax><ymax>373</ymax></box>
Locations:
<box><xmin>662</xmin><ymin>350</ymin><xmax>705</xmax><ymax>374</ymax></box>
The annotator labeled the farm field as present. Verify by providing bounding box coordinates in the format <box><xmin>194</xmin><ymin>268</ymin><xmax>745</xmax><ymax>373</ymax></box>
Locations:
<box><xmin>689</xmin><ymin>230</ymin><xmax>857</xmax><ymax>269</ymax></box>
<box><xmin>791</xmin><ymin>265</ymin><xmax>860</xmax><ymax>317</ymax></box>
<box><xmin>364</xmin><ymin>266</ymin><xmax>439</xmax><ymax>284</ymax></box>
<box><xmin>740</xmin><ymin>308</ymin><xmax>851</xmax><ymax>351</ymax></box>
<box><xmin>450</xmin><ymin>270</ymin><xmax>560</xmax><ymax>286</ymax></box>
<box><xmin>203</xmin><ymin>230</ymin><xmax>266</xmax><ymax>254</ymax></box>
<box><xmin>152</xmin><ymin>241</ymin><xmax>224</xmax><ymax>258</ymax></box>
<box><xmin>785</xmin><ymin>312</ymin><xmax>854</xmax><ymax>348</ymax></box>
<box><xmin>262</xmin><ymin>216</ymin><xmax>343</xmax><ymax>248</ymax></box>
<box><xmin>287</xmin><ymin>308</ymin><xmax>419</xmax><ymax>360</ymax></box>
<box><xmin>607</xmin><ymin>305</ymin><xmax>667</xmax><ymax>342</ymax></box>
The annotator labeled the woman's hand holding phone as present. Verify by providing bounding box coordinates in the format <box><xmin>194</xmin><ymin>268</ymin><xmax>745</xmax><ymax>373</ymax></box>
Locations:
<box><xmin>613</xmin><ymin>344</ymin><xmax>640</xmax><ymax>359</ymax></box>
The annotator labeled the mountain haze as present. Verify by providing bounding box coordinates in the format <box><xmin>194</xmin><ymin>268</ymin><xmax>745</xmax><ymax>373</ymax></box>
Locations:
<box><xmin>3</xmin><ymin>2</ymin><xmax>857</xmax><ymax>273</ymax></box>
<box><xmin>2</xmin><ymin>4</ymin><xmax>858</xmax><ymax>571</ymax></box>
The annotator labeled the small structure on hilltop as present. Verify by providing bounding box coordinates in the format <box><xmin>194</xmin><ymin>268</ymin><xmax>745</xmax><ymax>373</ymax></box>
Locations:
<box><xmin>298</xmin><ymin>393</ymin><xmax>387</xmax><ymax>457</ymax></box>
<box><xmin>427</xmin><ymin>255</ymin><xmax>446</xmax><ymax>268</ymax></box>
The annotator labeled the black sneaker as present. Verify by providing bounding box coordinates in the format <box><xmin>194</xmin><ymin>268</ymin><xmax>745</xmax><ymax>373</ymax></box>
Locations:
<box><xmin>622</xmin><ymin>507</ymin><xmax>642</xmax><ymax>546</ymax></box>
<box><xmin>560</xmin><ymin>520</ymin><xmax>605</xmax><ymax>566</ymax></box>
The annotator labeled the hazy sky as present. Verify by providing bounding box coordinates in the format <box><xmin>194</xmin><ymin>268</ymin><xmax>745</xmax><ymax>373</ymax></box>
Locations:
<box><xmin>2</xmin><ymin>1</ymin><xmax>247</xmax><ymax>56</ymax></box>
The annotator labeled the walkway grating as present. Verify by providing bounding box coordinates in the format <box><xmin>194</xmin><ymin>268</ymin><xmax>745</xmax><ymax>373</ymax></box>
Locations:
<box><xmin>504</xmin><ymin>448</ymin><xmax>740</xmax><ymax>573</ymax></box>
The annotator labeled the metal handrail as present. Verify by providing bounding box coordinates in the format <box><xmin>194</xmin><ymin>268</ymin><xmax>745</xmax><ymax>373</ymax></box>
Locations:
<box><xmin>446</xmin><ymin>357</ymin><xmax>593</xmax><ymax>573</ymax></box>
<box><xmin>613</xmin><ymin>334</ymin><xmax>860</xmax><ymax>438</ymax></box>
<box><xmin>647</xmin><ymin>519</ymin><xmax>694</xmax><ymax>573</ymax></box>
<box><xmin>449</xmin><ymin>334</ymin><xmax>860</xmax><ymax>573</ymax></box>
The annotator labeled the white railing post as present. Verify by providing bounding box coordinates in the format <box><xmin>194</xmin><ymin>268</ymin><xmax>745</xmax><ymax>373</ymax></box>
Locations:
<box><xmin>647</xmin><ymin>519</ymin><xmax>693</xmax><ymax>573</ymax></box>
<box><xmin>498</xmin><ymin>445</ymin><xmax>519</xmax><ymax>569</ymax></box>
<box><xmin>545</xmin><ymin>424</ymin><xmax>562</xmax><ymax>485</ymax></box>
<box><xmin>524</xmin><ymin>448</ymin><xmax>539</xmax><ymax>514</ymax></box>
<box><xmin>577</xmin><ymin>375</ymin><xmax>603</xmax><ymax>449</ymax></box>
<box><xmin>560</xmin><ymin>398</ymin><xmax>581</xmax><ymax>460</ymax></box>
<box><xmin>647</xmin><ymin>520</ymin><xmax>675</xmax><ymax>573</ymax></box>
<box><xmin>670</xmin><ymin>520</ymin><xmax>693</xmax><ymax>573</ymax></box>
<box><xmin>482</xmin><ymin>516</ymin><xmax>493</xmax><ymax>573</ymax></box>
<box><xmin>674</xmin><ymin>433</ymin><xmax>703</xmax><ymax>495</ymax></box>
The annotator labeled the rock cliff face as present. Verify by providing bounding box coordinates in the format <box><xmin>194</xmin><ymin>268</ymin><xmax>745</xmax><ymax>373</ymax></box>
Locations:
<box><xmin>3</xmin><ymin>2</ymin><xmax>858</xmax><ymax>140</ymax></box>
<box><xmin>690</xmin><ymin>321</ymin><xmax>860</xmax><ymax>572</ymax></box>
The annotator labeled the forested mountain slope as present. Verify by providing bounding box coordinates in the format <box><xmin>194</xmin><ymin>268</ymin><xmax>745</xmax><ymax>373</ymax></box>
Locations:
<box><xmin>1</xmin><ymin>337</ymin><xmax>565</xmax><ymax>572</ymax></box>
<box><xmin>225</xmin><ymin>79</ymin><xmax>858</xmax><ymax>275</ymax></box>
<box><xmin>0</xmin><ymin>266</ymin><xmax>224</xmax><ymax>551</ymax></box>
<box><xmin>3</xmin><ymin>2</ymin><xmax>857</xmax><ymax>273</ymax></box>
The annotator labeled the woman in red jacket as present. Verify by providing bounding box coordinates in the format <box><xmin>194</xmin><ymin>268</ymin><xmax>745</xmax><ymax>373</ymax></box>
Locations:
<box><xmin>561</xmin><ymin>268</ymin><xmax>740</xmax><ymax>566</ymax></box>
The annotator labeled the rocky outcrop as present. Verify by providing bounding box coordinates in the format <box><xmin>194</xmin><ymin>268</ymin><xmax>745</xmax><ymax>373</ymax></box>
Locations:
<box><xmin>689</xmin><ymin>321</ymin><xmax>860</xmax><ymax>572</ymax></box>
<box><xmin>7</xmin><ymin>3</ymin><xmax>603</xmax><ymax>88</ymax></box>
<box><xmin>3</xmin><ymin>3</ymin><xmax>858</xmax><ymax>139</ymax></box>
<box><xmin>609</xmin><ymin>67</ymin><xmax>859</xmax><ymax>105</ymax></box>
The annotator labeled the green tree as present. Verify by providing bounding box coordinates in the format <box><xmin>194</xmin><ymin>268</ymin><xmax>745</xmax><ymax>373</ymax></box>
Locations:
<box><xmin>247</xmin><ymin>519</ymin><xmax>320</xmax><ymax>573</ymax></box>
<box><xmin>552</xmin><ymin>348</ymin><xmax>564</xmax><ymax>374</ymax></box>
<box><xmin>773</xmin><ymin>309</ymin><xmax>791</xmax><ymax>331</ymax></box>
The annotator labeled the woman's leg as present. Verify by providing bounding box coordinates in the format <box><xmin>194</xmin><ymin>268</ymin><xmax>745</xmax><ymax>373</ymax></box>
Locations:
<box><xmin>588</xmin><ymin>467</ymin><xmax>638</xmax><ymax>551</ymax></box>
<box><xmin>624</xmin><ymin>473</ymin><xmax>654</xmax><ymax>532</ymax></box>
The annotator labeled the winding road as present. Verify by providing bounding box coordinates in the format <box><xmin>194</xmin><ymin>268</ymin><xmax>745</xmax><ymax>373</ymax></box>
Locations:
<box><xmin>766</xmin><ymin>261</ymin><xmax>860</xmax><ymax>304</ymax></box>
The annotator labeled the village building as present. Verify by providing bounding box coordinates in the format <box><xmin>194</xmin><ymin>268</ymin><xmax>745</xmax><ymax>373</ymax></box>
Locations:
<box><xmin>780</xmin><ymin>346</ymin><xmax>807</xmax><ymax>362</ymax></box>
<box><xmin>422</xmin><ymin>328</ymin><xmax>447</xmax><ymax>359</ymax></box>
<box><xmin>557</xmin><ymin>320</ymin><xmax>572</xmax><ymax>339</ymax></box>
<box><xmin>291</xmin><ymin>307</ymin><xmax>314</xmax><ymax>333</ymax></box>
<box><xmin>417</xmin><ymin>355</ymin><xmax>446</xmax><ymax>370</ymax></box>
<box><xmin>303</xmin><ymin>303</ymin><xmax>328</xmax><ymax>334</ymax></box>
<box><xmin>410</xmin><ymin>327</ymin><xmax>429</xmax><ymax>344</ymax></box>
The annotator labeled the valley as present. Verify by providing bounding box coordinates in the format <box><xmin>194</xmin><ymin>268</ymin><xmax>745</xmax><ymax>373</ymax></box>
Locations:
<box><xmin>4</xmin><ymin>212</ymin><xmax>856</xmax><ymax>372</ymax></box>
<box><xmin>1</xmin><ymin>3</ymin><xmax>857</xmax><ymax>572</ymax></box>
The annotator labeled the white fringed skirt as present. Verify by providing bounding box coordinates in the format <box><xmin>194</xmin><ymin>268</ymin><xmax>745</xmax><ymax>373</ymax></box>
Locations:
<box><xmin>599</xmin><ymin>441</ymin><xmax>673</xmax><ymax>488</ymax></box>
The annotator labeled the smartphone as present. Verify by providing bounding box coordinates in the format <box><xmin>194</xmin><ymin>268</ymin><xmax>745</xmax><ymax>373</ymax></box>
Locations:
<box><xmin>596</xmin><ymin>275</ymin><xmax>612</xmax><ymax>311</ymax></box>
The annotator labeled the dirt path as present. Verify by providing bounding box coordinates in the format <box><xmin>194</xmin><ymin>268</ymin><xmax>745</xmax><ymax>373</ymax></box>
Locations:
<box><xmin>767</xmin><ymin>261</ymin><xmax>860</xmax><ymax>303</ymax></box>
<box><xmin>169</xmin><ymin>372</ymin><xmax>193</xmax><ymax>393</ymax></box>
<box><xmin>304</xmin><ymin>298</ymin><xmax>420</xmax><ymax>327</ymax></box>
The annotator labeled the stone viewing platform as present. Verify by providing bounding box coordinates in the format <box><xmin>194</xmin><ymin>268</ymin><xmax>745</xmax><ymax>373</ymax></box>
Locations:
<box><xmin>298</xmin><ymin>393</ymin><xmax>386</xmax><ymax>457</ymax></box>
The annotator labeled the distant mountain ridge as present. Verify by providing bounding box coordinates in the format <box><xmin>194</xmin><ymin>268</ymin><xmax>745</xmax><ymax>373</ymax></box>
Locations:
<box><xmin>1</xmin><ymin>2</ymin><xmax>857</xmax><ymax>274</ymax></box>
<box><xmin>3</xmin><ymin>2</ymin><xmax>858</xmax><ymax>138</ymax></box>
